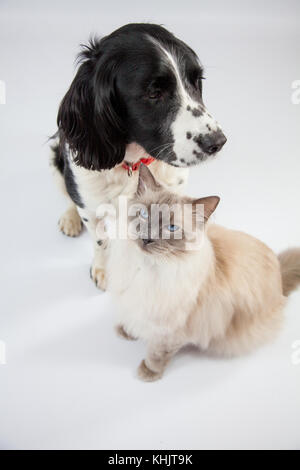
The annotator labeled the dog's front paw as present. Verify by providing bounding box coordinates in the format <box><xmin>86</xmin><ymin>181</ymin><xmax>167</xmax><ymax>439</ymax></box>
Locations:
<box><xmin>115</xmin><ymin>325</ymin><xmax>137</xmax><ymax>341</ymax></box>
<box><xmin>58</xmin><ymin>206</ymin><xmax>82</xmax><ymax>237</ymax></box>
<box><xmin>90</xmin><ymin>265</ymin><xmax>107</xmax><ymax>291</ymax></box>
<box><xmin>137</xmin><ymin>360</ymin><xmax>163</xmax><ymax>382</ymax></box>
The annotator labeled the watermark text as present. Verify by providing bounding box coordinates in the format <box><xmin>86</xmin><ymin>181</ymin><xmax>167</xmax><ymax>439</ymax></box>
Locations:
<box><xmin>291</xmin><ymin>80</ymin><xmax>300</xmax><ymax>104</ymax></box>
<box><xmin>95</xmin><ymin>196</ymin><xmax>206</xmax><ymax>251</ymax></box>
<box><xmin>0</xmin><ymin>80</ymin><xmax>6</xmax><ymax>104</ymax></box>
<box><xmin>0</xmin><ymin>340</ymin><xmax>6</xmax><ymax>365</ymax></box>
<box><xmin>291</xmin><ymin>340</ymin><xmax>300</xmax><ymax>366</ymax></box>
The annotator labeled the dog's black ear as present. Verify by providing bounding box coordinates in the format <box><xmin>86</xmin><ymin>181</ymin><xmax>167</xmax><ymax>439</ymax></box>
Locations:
<box><xmin>57</xmin><ymin>44</ymin><xmax>127</xmax><ymax>171</ymax></box>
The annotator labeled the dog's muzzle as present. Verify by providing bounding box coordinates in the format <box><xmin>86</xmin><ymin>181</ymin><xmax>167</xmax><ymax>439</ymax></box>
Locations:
<box><xmin>195</xmin><ymin>130</ymin><xmax>227</xmax><ymax>155</ymax></box>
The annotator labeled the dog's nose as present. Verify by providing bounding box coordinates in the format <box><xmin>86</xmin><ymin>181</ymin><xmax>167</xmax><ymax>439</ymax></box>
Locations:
<box><xmin>142</xmin><ymin>239</ymin><xmax>153</xmax><ymax>245</ymax></box>
<box><xmin>197</xmin><ymin>131</ymin><xmax>227</xmax><ymax>155</ymax></box>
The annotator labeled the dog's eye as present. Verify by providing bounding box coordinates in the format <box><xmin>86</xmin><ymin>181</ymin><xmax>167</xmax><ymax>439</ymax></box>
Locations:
<box><xmin>148</xmin><ymin>90</ymin><xmax>162</xmax><ymax>100</ymax></box>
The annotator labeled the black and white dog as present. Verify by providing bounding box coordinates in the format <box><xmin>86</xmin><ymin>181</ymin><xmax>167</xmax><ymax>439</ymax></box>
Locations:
<box><xmin>50</xmin><ymin>23</ymin><xmax>226</xmax><ymax>289</ymax></box>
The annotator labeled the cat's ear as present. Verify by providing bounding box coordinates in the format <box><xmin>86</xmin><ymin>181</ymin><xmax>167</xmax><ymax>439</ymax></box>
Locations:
<box><xmin>137</xmin><ymin>164</ymin><xmax>161</xmax><ymax>196</ymax></box>
<box><xmin>193</xmin><ymin>196</ymin><xmax>220</xmax><ymax>220</ymax></box>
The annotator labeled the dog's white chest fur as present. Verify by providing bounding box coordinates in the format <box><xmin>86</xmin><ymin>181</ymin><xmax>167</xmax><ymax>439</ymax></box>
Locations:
<box><xmin>70</xmin><ymin>156</ymin><xmax>189</xmax><ymax>213</ymax></box>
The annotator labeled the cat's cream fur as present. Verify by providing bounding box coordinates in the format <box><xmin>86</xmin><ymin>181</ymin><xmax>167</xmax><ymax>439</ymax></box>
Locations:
<box><xmin>106</xmin><ymin>165</ymin><xmax>300</xmax><ymax>381</ymax></box>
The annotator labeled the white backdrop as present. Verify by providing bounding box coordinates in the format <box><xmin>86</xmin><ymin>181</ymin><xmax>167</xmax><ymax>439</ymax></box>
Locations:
<box><xmin>0</xmin><ymin>0</ymin><xmax>299</xmax><ymax>450</ymax></box>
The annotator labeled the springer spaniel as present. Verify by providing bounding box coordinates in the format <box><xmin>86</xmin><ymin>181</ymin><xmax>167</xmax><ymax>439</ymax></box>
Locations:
<box><xmin>50</xmin><ymin>23</ymin><xmax>226</xmax><ymax>290</ymax></box>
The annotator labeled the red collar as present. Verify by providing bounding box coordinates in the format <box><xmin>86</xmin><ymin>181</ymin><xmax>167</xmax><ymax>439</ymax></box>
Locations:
<box><xmin>122</xmin><ymin>157</ymin><xmax>155</xmax><ymax>176</ymax></box>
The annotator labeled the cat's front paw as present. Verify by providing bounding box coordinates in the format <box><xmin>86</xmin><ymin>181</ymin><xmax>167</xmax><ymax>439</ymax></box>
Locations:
<box><xmin>115</xmin><ymin>325</ymin><xmax>137</xmax><ymax>341</ymax></box>
<box><xmin>90</xmin><ymin>265</ymin><xmax>107</xmax><ymax>291</ymax></box>
<box><xmin>137</xmin><ymin>360</ymin><xmax>163</xmax><ymax>382</ymax></box>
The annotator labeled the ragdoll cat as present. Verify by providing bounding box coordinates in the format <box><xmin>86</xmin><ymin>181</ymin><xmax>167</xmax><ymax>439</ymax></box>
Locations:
<box><xmin>104</xmin><ymin>164</ymin><xmax>300</xmax><ymax>381</ymax></box>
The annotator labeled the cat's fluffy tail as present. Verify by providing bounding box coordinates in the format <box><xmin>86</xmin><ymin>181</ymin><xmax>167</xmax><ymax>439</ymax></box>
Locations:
<box><xmin>278</xmin><ymin>248</ymin><xmax>300</xmax><ymax>296</ymax></box>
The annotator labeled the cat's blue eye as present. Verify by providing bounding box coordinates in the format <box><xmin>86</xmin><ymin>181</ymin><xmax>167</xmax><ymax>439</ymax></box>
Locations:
<box><xmin>167</xmin><ymin>224</ymin><xmax>180</xmax><ymax>232</ymax></box>
<box><xmin>139</xmin><ymin>208</ymin><xmax>148</xmax><ymax>219</ymax></box>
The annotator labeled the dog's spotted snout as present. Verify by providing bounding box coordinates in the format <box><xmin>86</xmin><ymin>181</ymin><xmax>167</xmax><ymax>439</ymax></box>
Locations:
<box><xmin>194</xmin><ymin>130</ymin><xmax>227</xmax><ymax>155</ymax></box>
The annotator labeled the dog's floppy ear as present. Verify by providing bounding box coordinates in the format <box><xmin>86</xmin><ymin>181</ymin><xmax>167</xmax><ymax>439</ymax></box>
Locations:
<box><xmin>57</xmin><ymin>43</ymin><xmax>127</xmax><ymax>171</ymax></box>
